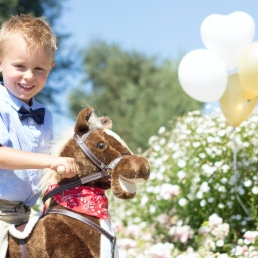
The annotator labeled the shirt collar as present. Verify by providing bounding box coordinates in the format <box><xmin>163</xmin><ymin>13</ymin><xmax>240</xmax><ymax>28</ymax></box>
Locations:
<box><xmin>0</xmin><ymin>83</ymin><xmax>36</xmax><ymax>111</ymax></box>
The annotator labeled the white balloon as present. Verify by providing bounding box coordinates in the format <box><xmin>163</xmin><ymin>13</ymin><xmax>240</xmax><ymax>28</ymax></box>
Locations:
<box><xmin>178</xmin><ymin>49</ymin><xmax>228</xmax><ymax>102</ymax></box>
<box><xmin>200</xmin><ymin>11</ymin><xmax>255</xmax><ymax>71</ymax></box>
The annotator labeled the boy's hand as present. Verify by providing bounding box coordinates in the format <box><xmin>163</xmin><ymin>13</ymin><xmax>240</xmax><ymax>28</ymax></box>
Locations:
<box><xmin>50</xmin><ymin>157</ymin><xmax>79</xmax><ymax>178</ymax></box>
<box><xmin>57</xmin><ymin>166</ymin><xmax>66</xmax><ymax>175</ymax></box>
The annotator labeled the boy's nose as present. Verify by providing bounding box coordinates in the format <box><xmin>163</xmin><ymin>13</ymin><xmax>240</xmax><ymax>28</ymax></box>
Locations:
<box><xmin>24</xmin><ymin>70</ymin><xmax>34</xmax><ymax>81</ymax></box>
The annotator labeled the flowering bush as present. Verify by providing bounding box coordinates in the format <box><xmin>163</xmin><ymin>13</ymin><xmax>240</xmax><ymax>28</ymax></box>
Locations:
<box><xmin>108</xmin><ymin>108</ymin><xmax>258</xmax><ymax>257</ymax></box>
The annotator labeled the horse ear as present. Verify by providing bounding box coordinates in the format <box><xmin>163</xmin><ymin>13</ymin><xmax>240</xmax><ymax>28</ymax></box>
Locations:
<box><xmin>74</xmin><ymin>106</ymin><xmax>94</xmax><ymax>134</ymax></box>
<box><xmin>98</xmin><ymin>116</ymin><xmax>112</xmax><ymax>129</ymax></box>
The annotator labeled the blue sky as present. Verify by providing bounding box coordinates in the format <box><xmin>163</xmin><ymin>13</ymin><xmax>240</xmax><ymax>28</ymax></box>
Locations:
<box><xmin>59</xmin><ymin>0</ymin><xmax>258</xmax><ymax>60</ymax></box>
<box><xmin>52</xmin><ymin>0</ymin><xmax>258</xmax><ymax>132</ymax></box>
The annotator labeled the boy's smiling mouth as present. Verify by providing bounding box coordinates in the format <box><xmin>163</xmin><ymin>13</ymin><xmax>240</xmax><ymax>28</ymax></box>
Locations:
<box><xmin>18</xmin><ymin>83</ymin><xmax>34</xmax><ymax>89</ymax></box>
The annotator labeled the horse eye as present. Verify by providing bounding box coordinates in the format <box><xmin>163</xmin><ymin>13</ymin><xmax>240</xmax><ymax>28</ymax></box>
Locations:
<box><xmin>97</xmin><ymin>142</ymin><xmax>105</xmax><ymax>149</ymax></box>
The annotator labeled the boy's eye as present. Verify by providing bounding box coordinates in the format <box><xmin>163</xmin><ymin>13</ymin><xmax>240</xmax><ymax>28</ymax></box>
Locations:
<box><xmin>35</xmin><ymin>67</ymin><xmax>45</xmax><ymax>72</ymax></box>
<box><xmin>15</xmin><ymin>65</ymin><xmax>24</xmax><ymax>69</ymax></box>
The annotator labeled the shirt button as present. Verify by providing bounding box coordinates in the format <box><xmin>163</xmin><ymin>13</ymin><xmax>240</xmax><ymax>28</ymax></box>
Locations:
<box><xmin>29</xmin><ymin>119</ymin><xmax>34</xmax><ymax>125</ymax></box>
<box><xmin>34</xmin><ymin>143</ymin><xmax>38</xmax><ymax>147</ymax></box>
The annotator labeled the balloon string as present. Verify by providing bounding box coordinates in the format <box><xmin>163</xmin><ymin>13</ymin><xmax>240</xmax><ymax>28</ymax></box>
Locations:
<box><xmin>232</xmin><ymin>127</ymin><xmax>250</xmax><ymax>216</ymax></box>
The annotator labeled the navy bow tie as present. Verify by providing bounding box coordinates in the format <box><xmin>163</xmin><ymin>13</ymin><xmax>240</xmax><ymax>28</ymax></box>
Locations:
<box><xmin>18</xmin><ymin>106</ymin><xmax>45</xmax><ymax>125</ymax></box>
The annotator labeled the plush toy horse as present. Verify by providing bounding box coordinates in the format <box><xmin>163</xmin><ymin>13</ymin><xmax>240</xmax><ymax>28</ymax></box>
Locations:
<box><xmin>7</xmin><ymin>106</ymin><xmax>150</xmax><ymax>258</ymax></box>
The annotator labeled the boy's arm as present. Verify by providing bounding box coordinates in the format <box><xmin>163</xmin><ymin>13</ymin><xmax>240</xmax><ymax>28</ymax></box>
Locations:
<box><xmin>0</xmin><ymin>145</ymin><xmax>78</xmax><ymax>178</ymax></box>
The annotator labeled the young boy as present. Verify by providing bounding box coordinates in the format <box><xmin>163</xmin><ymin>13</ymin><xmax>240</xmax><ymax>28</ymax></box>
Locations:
<box><xmin>0</xmin><ymin>15</ymin><xmax>78</xmax><ymax>257</ymax></box>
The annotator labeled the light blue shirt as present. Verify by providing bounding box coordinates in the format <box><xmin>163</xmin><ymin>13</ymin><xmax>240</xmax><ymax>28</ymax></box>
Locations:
<box><xmin>0</xmin><ymin>85</ymin><xmax>53</xmax><ymax>206</ymax></box>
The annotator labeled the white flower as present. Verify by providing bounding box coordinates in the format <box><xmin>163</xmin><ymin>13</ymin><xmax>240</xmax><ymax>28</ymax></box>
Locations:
<box><xmin>198</xmin><ymin>226</ymin><xmax>210</xmax><ymax>235</ymax></box>
<box><xmin>244</xmin><ymin>179</ymin><xmax>252</xmax><ymax>187</ymax></box>
<box><xmin>157</xmin><ymin>214</ymin><xmax>169</xmax><ymax>225</ymax></box>
<box><xmin>226</xmin><ymin>201</ymin><xmax>233</xmax><ymax>208</ymax></box>
<box><xmin>148</xmin><ymin>135</ymin><xmax>158</xmax><ymax>145</ymax></box>
<box><xmin>159</xmin><ymin>138</ymin><xmax>166</xmax><ymax>146</ymax></box>
<box><xmin>177</xmin><ymin>170</ymin><xmax>186</xmax><ymax>180</ymax></box>
<box><xmin>200</xmin><ymin>200</ymin><xmax>206</xmax><ymax>207</ymax></box>
<box><xmin>158</xmin><ymin>126</ymin><xmax>166</xmax><ymax>134</ymax></box>
<box><xmin>217</xmin><ymin>253</ymin><xmax>230</xmax><ymax>258</ymax></box>
<box><xmin>203</xmin><ymin>238</ymin><xmax>216</xmax><ymax>251</ymax></box>
<box><xmin>178</xmin><ymin>159</ymin><xmax>186</xmax><ymax>168</ymax></box>
<box><xmin>208</xmin><ymin>197</ymin><xmax>214</xmax><ymax>203</ymax></box>
<box><xmin>193</xmin><ymin>142</ymin><xmax>200</xmax><ymax>148</ymax></box>
<box><xmin>221</xmin><ymin>164</ymin><xmax>230</xmax><ymax>173</ymax></box>
<box><xmin>218</xmin><ymin>185</ymin><xmax>226</xmax><ymax>192</ymax></box>
<box><xmin>232</xmin><ymin>245</ymin><xmax>246</xmax><ymax>256</ymax></box>
<box><xmin>200</xmin><ymin>181</ymin><xmax>210</xmax><ymax>193</ymax></box>
<box><xmin>235</xmin><ymin>214</ymin><xmax>242</xmax><ymax>220</ymax></box>
<box><xmin>118</xmin><ymin>238</ymin><xmax>137</xmax><ymax>249</ymax></box>
<box><xmin>221</xmin><ymin>177</ymin><xmax>228</xmax><ymax>184</ymax></box>
<box><xmin>178</xmin><ymin>198</ymin><xmax>188</xmax><ymax>206</ymax></box>
<box><xmin>199</xmin><ymin>153</ymin><xmax>206</xmax><ymax>159</ymax></box>
<box><xmin>149</xmin><ymin>205</ymin><xmax>156</xmax><ymax>213</ymax></box>
<box><xmin>216</xmin><ymin>239</ymin><xmax>224</xmax><ymax>247</ymax></box>
<box><xmin>252</xmin><ymin>186</ymin><xmax>258</xmax><ymax>194</ymax></box>
<box><xmin>145</xmin><ymin>242</ymin><xmax>173</xmax><ymax>257</ymax></box>
<box><xmin>169</xmin><ymin>224</ymin><xmax>194</xmax><ymax>244</ymax></box>
<box><xmin>208</xmin><ymin>214</ymin><xmax>223</xmax><ymax>227</ymax></box>
<box><xmin>159</xmin><ymin>183</ymin><xmax>180</xmax><ymax>200</ymax></box>
<box><xmin>153</xmin><ymin>144</ymin><xmax>161</xmax><ymax>152</ymax></box>
<box><xmin>237</xmin><ymin>186</ymin><xmax>245</xmax><ymax>195</ymax></box>
<box><xmin>218</xmin><ymin>203</ymin><xmax>225</xmax><ymax>209</ymax></box>
<box><xmin>140</xmin><ymin>195</ymin><xmax>148</xmax><ymax>206</ymax></box>
<box><xmin>196</xmin><ymin>191</ymin><xmax>203</xmax><ymax>199</ymax></box>
<box><xmin>202</xmin><ymin>164</ymin><xmax>216</xmax><ymax>176</ymax></box>
<box><xmin>243</xmin><ymin>231</ymin><xmax>258</xmax><ymax>244</ymax></box>
<box><xmin>211</xmin><ymin>223</ymin><xmax>230</xmax><ymax>239</ymax></box>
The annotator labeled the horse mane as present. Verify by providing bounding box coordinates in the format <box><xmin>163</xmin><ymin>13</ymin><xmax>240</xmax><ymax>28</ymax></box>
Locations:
<box><xmin>87</xmin><ymin>112</ymin><xmax>103</xmax><ymax>130</ymax></box>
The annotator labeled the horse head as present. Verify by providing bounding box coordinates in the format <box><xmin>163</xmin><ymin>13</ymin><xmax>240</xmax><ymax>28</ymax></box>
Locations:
<box><xmin>56</xmin><ymin>106</ymin><xmax>150</xmax><ymax>199</ymax></box>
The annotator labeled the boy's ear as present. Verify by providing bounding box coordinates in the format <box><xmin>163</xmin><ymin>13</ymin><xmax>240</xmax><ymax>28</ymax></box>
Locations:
<box><xmin>51</xmin><ymin>61</ymin><xmax>55</xmax><ymax>70</ymax></box>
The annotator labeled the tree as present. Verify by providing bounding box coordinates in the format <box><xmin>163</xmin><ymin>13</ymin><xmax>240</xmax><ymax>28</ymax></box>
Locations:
<box><xmin>68</xmin><ymin>40</ymin><xmax>203</xmax><ymax>152</ymax></box>
<box><xmin>0</xmin><ymin>0</ymin><xmax>79</xmax><ymax>109</ymax></box>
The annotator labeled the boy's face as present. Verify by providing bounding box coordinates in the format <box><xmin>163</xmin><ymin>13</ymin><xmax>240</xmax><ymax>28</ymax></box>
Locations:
<box><xmin>0</xmin><ymin>33</ymin><xmax>55</xmax><ymax>104</ymax></box>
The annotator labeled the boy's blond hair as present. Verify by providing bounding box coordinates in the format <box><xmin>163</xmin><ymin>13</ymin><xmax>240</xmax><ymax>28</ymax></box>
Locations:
<box><xmin>0</xmin><ymin>14</ymin><xmax>57</xmax><ymax>61</ymax></box>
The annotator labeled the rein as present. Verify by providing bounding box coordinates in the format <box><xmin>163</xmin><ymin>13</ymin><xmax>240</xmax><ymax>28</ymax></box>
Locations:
<box><xmin>42</xmin><ymin>170</ymin><xmax>109</xmax><ymax>203</ymax></box>
<box><xmin>46</xmin><ymin>209</ymin><xmax>116</xmax><ymax>258</ymax></box>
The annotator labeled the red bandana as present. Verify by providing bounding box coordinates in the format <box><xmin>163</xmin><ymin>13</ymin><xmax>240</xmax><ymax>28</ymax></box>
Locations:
<box><xmin>44</xmin><ymin>185</ymin><xmax>109</xmax><ymax>219</ymax></box>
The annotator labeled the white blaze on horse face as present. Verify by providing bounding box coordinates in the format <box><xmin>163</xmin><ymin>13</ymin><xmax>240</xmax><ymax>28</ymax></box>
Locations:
<box><xmin>105</xmin><ymin>129</ymin><xmax>132</xmax><ymax>154</ymax></box>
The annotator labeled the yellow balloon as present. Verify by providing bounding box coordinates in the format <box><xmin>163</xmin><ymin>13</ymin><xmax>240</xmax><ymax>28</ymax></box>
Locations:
<box><xmin>220</xmin><ymin>73</ymin><xmax>258</xmax><ymax>127</ymax></box>
<box><xmin>238</xmin><ymin>42</ymin><xmax>258</xmax><ymax>99</ymax></box>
